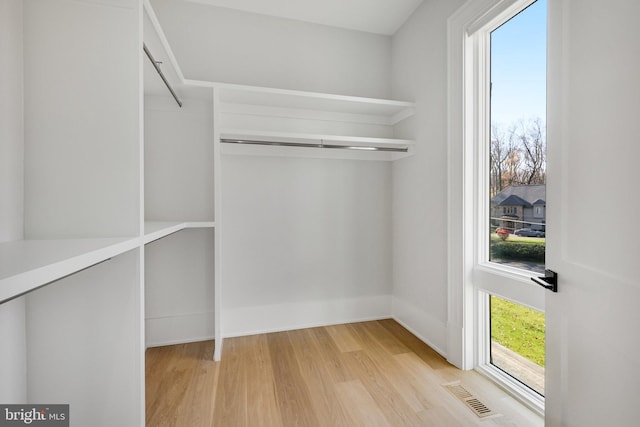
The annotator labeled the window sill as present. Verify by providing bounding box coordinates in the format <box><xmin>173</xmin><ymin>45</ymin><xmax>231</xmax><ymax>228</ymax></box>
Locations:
<box><xmin>476</xmin><ymin>363</ymin><xmax>545</xmax><ymax>417</ymax></box>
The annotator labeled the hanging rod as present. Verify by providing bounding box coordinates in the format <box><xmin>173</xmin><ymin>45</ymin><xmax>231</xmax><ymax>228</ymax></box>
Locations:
<box><xmin>143</xmin><ymin>43</ymin><xmax>182</xmax><ymax>107</ymax></box>
<box><xmin>220</xmin><ymin>138</ymin><xmax>409</xmax><ymax>153</ymax></box>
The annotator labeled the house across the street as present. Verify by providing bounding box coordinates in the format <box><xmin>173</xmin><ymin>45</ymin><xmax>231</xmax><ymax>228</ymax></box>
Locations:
<box><xmin>491</xmin><ymin>184</ymin><xmax>546</xmax><ymax>233</ymax></box>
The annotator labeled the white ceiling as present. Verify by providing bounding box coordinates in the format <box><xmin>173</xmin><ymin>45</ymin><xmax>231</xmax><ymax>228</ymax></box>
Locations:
<box><xmin>186</xmin><ymin>0</ymin><xmax>424</xmax><ymax>35</ymax></box>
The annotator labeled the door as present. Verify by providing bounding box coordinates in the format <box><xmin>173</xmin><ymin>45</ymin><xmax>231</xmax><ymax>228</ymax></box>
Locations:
<box><xmin>545</xmin><ymin>0</ymin><xmax>640</xmax><ymax>425</ymax></box>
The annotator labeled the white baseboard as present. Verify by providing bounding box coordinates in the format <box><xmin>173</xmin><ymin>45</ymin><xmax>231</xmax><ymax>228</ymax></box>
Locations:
<box><xmin>391</xmin><ymin>296</ymin><xmax>448</xmax><ymax>358</ymax></box>
<box><xmin>144</xmin><ymin>297</ymin><xmax>450</xmax><ymax>361</ymax></box>
<box><xmin>145</xmin><ymin>311</ymin><xmax>215</xmax><ymax>348</ymax></box>
<box><xmin>222</xmin><ymin>294</ymin><xmax>392</xmax><ymax>338</ymax></box>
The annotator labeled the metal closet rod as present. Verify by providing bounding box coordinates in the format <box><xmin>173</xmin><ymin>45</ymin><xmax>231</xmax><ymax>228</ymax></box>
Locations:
<box><xmin>220</xmin><ymin>138</ymin><xmax>409</xmax><ymax>153</ymax></box>
<box><xmin>143</xmin><ymin>43</ymin><xmax>182</xmax><ymax>108</ymax></box>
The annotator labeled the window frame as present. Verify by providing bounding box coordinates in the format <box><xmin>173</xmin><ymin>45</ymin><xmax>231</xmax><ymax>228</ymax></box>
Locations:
<box><xmin>446</xmin><ymin>0</ymin><xmax>546</xmax><ymax>416</ymax></box>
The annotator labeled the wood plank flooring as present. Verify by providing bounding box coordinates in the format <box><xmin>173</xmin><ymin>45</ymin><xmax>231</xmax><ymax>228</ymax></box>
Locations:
<box><xmin>145</xmin><ymin>320</ymin><xmax>543</xmax><ymax>427</ymax></box>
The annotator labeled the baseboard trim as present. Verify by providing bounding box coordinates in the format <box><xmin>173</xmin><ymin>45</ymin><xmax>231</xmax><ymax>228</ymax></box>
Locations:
<box><xmin>391</xmin><ymin>296</ymin><xmax>448</xmax><ymax>358</ymax></box>
<box><xmin>145</xmin><ymin>310</ymin><xmax>214</xmax><ymax>348</ymax></box>
<box><xmin>144</xmin><ymin>296</ymin><xmax>451</xmax><ymax>361</ymax></box>
<box><xmin>145</xmin><ymin>335</ymin><xmax>216</xmax><ymax>349</ymax></box>
<box><xmin>222</xmin><ymin>294</ymin><xmax>392</xmax><ymax>338</ymax></box>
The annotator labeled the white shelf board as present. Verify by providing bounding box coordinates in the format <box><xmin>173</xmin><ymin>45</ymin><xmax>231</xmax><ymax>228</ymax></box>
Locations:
<box><xmin>0</xmin><ymin>237</ymin><xmax>140</xmax><ymax>304</ymax></box>
<box><xmin>187</xmin><ymin>81</ymin><xmax>415</xmax><ymax>124</ymax></box>
<box><xmin>143</xmin><ymin>221</ymin><xmax>215</xmax><ymax>245</ymax></box>
<box><xmin>143</xmin><ymin>1</ymin><xmax>414</xmax><ymax>121</ymax></box>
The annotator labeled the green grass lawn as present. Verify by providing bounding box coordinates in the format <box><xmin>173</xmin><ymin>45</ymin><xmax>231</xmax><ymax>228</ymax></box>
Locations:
<box><xmin>491</xmin><ymin>295</ymin><xmax>545</xmax><ymax>367</ymax></box>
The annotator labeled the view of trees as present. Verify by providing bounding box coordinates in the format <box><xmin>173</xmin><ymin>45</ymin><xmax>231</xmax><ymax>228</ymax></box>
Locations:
<box><xmin>489</xmin><ymin>117</ymin><xmax>546</xmax><ymax>198</ymax></box>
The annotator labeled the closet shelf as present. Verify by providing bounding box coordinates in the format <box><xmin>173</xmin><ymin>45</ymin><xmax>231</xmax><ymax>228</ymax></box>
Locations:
<box><xmin>0</xmin><ymin>221</ymin><xmax>219</xmax><ymax>303</ymax></box>
<box><xmin>144</xmin><ymin>221</ymin><xmax>215</xmax><ymax>244</ymax></box>
<box><xmin>192</xmin><ymin>81</ymin><xmax>415</xmax><ymax>124</ymax></box>
<box><xmin>0</xmin><ymin>237</ymin><xmax>140</xmax><ymax>304</ymax></box>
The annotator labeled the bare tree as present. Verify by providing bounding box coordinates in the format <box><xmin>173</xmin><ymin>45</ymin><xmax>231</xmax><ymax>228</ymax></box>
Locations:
<box><xmin>518</xmin><ymin>118</ymin><xmax>546</xmax><ymax>185</ymax></box>
<box><xmin>490</xmin><ymin>123</ymin><xmax>509</xmax><ymax>198</ymax></box>
<box><xmin>490</xmin><ymin>117</ymin><xmax>546</xmax><ymax>195</ymax></box>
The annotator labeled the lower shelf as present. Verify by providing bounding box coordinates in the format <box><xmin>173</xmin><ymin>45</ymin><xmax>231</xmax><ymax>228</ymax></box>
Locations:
<box><xmin>0</xmin><ymin>237</ymin><xmax>139</xmax><ymax>304</ymax></box>
<box><xmin>143</xmin><ymin>221</ymin><xmax>215</xmax><ymax>244</ymax></box>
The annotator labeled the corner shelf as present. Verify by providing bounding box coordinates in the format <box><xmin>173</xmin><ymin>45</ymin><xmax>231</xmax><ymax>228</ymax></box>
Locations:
<box><xmin>0</xmin><ymin>237</ymin><xmax>140</xmax><ymax>304</ymax></box>
<box><xmin>0</xmin><ymin>219</ymin><xmax>218</xmax><ymax>305</ymax></box>
<box><xmin>143</xmin><ymin>221</ymin><xmax>215</xmax><ymax>244</ymax></box>
<box><xmin>209</xmin><ymin>82</ymin><xmax>415</xmax><ymax>123</ymax></box>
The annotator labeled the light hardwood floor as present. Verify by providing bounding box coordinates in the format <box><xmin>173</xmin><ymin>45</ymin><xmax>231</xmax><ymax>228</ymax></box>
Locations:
<box><xmin>146</xmin><ymin>320</ymin><xmax>543</xmax><ymax>426</ymax></box>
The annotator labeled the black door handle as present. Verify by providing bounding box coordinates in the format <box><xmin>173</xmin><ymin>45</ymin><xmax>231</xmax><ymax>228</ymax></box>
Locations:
<box><xmin>531</xmin><ymin>269</ymin><xmax>558</xmax><ymax>292</ymax></box>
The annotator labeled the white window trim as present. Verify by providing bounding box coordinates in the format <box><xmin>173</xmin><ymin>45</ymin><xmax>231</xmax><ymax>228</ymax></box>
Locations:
<box><xmin>446</xmin><ymin>0</ymin><xmax>545</xmax><ymax>415</ymax></box>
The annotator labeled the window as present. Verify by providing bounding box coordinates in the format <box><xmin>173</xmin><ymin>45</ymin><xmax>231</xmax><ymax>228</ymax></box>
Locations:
<box><xmin>490</xmin><ymin>295</ymin><xmax>545</xmax><ymax>396</ymax></box>
<box><xmin>488</xmin><ymin>0</ymin><xmax>546</xmax><ymax>275</ymax></box>
<box><xmin>469</xmin><ymin>0</ymin><xmax>547</xmax><ymax>412</ymax></box>
<box><xmin>486</xmin><ymin>0</ymin><xmax>547</xmax><ymax>401</ymax></box>
<box><xmin>447</xmin><ymin>0</ymin><xmax>547</xmax><ymax>413</ymax></box>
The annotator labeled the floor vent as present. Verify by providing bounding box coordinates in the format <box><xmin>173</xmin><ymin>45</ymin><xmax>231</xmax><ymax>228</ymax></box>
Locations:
<box><xmin>443</xmin><ymin>382</ymin><xmax>498</xmax><ymax>418</ymax></box>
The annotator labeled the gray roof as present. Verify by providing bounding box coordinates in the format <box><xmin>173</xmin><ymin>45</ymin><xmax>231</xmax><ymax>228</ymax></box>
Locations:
<box><xmin>498</xmin><ymin>194</ymin><xmax>532</xmax><ymax>208</ymax></box>
<box><xmin>492</xmin><ymin>184</ymin><xmax>546</xmax><ymax>206</ymax></box>
<box><xmin>533</xmin><ymin>198</ymin><xmax>546</xmax><ymax>206</ymax></box>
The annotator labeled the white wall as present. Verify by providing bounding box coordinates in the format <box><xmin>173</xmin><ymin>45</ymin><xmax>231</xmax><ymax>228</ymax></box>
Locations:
<box><xmin>145</xmin><ymin>229</ymin><xmax>215</xmax><ymax>346</ymax></box>
<box><xmin>221</xmin><ymin>155</ymin><xmax>393</xmax><ymax>335</ymax></box>
<box><xmin>390</xmin><ymin>0</ymin><xmax>465</xmax><ymax>355</ymax></box>
<box><xmin>0</xmin><ymin>0</ymin><xmax>24</xmax><ymax>241</ymax></box>
<box><xmin>144</xmin><ymin>95</ymin><xmax>214</xmax><ymax>221</ymax></box>
<box><xmin>0</xmin><ymin>0</ymin><xmax>27</xmax><ymax>403</ymax></box>
<box><xmin>26</xmin><ymin>251</ymin><xmax>141</xmax><ymax>426</ymax></box>
<box><xmin>0</xmin><ymin>298</ymin><xmax>26</xmax><ymax>403</ymax></box>
<box><xmin>23</xmin><ymin>0</ymin><xmax>141</xmax><ymax>238</ymax></box>
<box><xmin>150</xmin><ymin>0</ymin><xmax>392</xmax><ymax>98</ymax></box>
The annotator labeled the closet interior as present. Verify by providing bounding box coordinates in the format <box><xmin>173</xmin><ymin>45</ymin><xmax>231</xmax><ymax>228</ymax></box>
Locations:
<box><xmin>0</xmin><ymin>0</ymin><xmax>415</xmax><ymax>425</ymax></box>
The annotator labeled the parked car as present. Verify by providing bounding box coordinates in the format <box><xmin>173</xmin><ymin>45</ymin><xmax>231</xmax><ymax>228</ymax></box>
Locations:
<box><xmin>515</xmin><ymin>228</ymin><xmax>545</xmax><ymax>237</ymax></box>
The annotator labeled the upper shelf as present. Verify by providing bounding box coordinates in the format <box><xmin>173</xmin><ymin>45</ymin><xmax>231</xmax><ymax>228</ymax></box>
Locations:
<box><xmin>143</xmin><ymin>0</ymin><xmax>415</xmax><ymax>122</ymax></box>
<box><xmin>143</xmin><ymin>0</ymin><xmax>416</xmax><ymax>162</ymax></box>
<box><xmin>207</xmin><ymin>82</ymin><xmax>415</xmax><ymax>125</ymax></box>
<box><xmin>0</xmin><ymin>237</ymin><xmax>139</xmax><ymax>304</ymax></box>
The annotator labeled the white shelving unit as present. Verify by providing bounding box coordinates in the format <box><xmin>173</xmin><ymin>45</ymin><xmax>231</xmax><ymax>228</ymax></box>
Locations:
<box><xmin>1</xmin><ymin>1</ymin><xmax>417</xmax><ymax>425</ymax></box>
<box><xmin>196</xmin><ymin>81</ymin><xmax>416</xmax><ymax>161</ymax></box>
<box><xmin>220</xmin><ymin>129</ymin><xmax>414</xmax><ymax>161</ymax></box>
<box><xmin>141</xmin><ymin>0</ymin><xmax>417</xmax><ymax>359</ymax></box>
<box><xmin>4</xmin><ymin>0</ymin><xmax>145</xmax><ymax>425</ymax></box>
<box><xmin>142</xmin><ymin>0</ymin><xmax>219</xmax><ymax>358</ymax></box>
